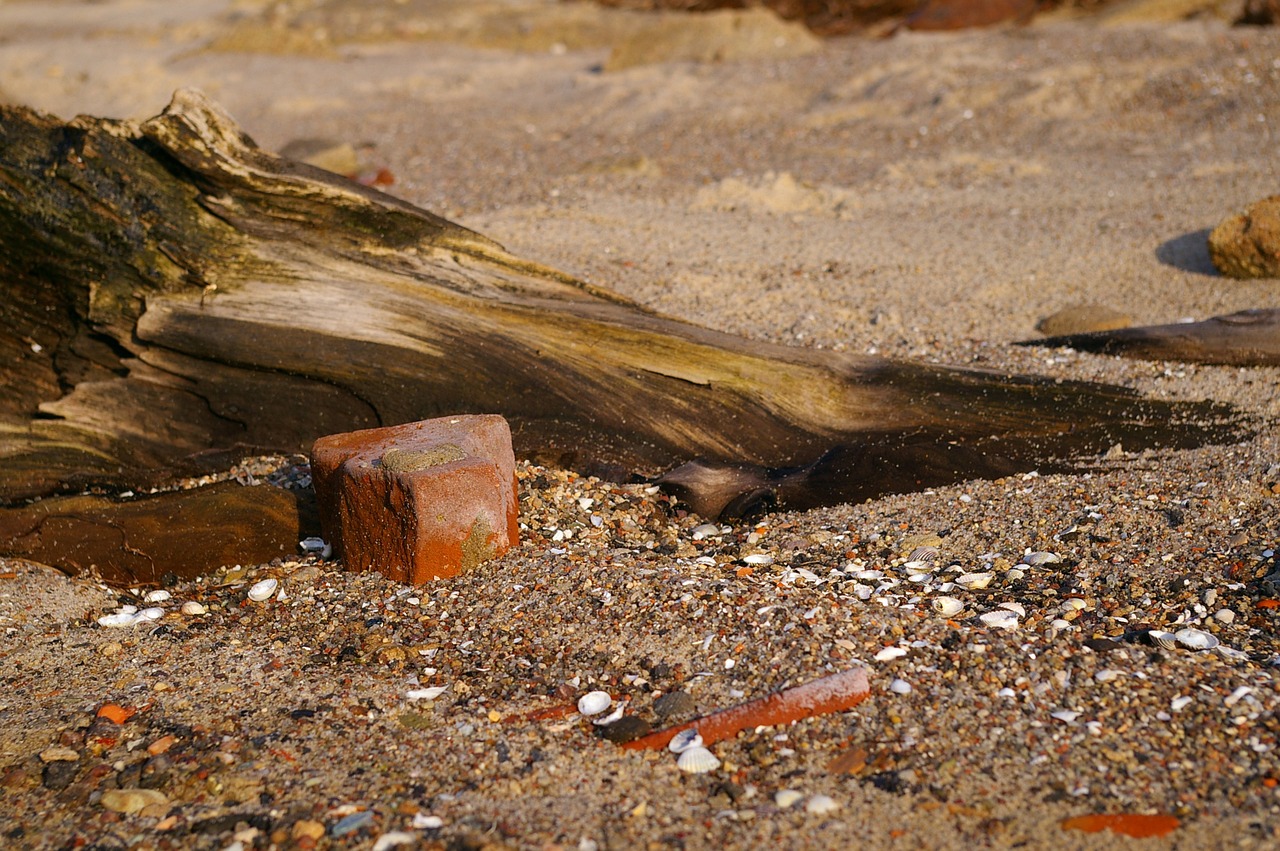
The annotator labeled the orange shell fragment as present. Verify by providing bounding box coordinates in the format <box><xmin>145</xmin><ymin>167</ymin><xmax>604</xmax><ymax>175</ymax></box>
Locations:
<box><xmin>96</xmin><ymin>703</ymin><xmax>136</xmax><ymax>724</ymax></box>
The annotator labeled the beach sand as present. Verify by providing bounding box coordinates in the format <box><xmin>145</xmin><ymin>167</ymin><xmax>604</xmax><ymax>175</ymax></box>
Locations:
<box><xmin>1</xmin><ymin>1</ymin><xmax>1279</xmax><ymax>848</ymax></box>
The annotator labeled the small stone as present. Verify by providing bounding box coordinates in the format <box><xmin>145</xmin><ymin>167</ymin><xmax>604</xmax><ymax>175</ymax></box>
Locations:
<box><xmin>775</xmin><ymin>789</ymin><xmax>804</xmax><ymax>808</ymax></box>
<box><xmin>42</xmin><ymin>761</ymin><xmax>78</xmax><ymax>791</ymax></box>
<box><xmin>652</xmin><ymin>691</ymin><xmax>696</xmax><ymax>720</ymax></box>
<box><xmin>99</xmin><ymin>788</ymin><xmax>168</xmax><ymax>814</ymax></box>
<box><xmin>1036</xmin><ymin>304</ymin><xmax>1133</xmax><ymax>337</ymax></box>
<box><xmin>311</xmin><ymin>415</ymin><xmax>519</xmax><ymax>583</ymax></box>
<box><xmin>39</xmin><ymin>746</ymin><xmax>80</xmax><ymax>763</ymax></box>
<box><xmin>331</xmin><ymin>810</ymin><xmax>374</xmax><ymax>837</ymax></box>
<box><xmin>292</xmin><ymin>820</ymin><xmax>326</xmax><ymax>841</ymax></box>
<box><xmin>805</xmin><ymin>793</ymin><xmax>840</xmax><ymax>814</ymax></box>
<box><xmin>1209</xmin><ymin>195</ymin><xmax>1280</xmax><ymax>279</ymax></box>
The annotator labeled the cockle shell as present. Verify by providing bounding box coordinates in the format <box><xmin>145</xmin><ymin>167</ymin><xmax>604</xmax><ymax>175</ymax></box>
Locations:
<box><xmin>931</xmin><ymin>596</ymin><xmax>964</xmax><ymax>616</ymax></box>
<box><xmin>955</xmin><ymin>572</ymin><xmax>994</xmax><ymax>590</ymax></box>
<box><xmin>577</xmin><ymin>691</ymin><xmax>612</xmax><ymax>716</ymax></box>
<box><xmin>1021</xmin><ymin>551</ymin><xmax>1062</xmax><ymax>566</ymax></box>
<box><xmin>247</xmin><ymin>578</ymin><xmax>278</xmax><ymax>601</ymax></box>
<box><xmin>1147</xmin><ymin>630</ymin><xmax>1179</xmax><ymax>650</ymax></box>
<box><xmin>979</xmin><ymin>610</ymin><xmax>1019</xmax><ymax>630</ymax></box>
<box><xmin>676</xmin><ymin>745</ymin><xmax>720</xmax><ymax>774</ymax></box>
<box><xmin>1174</xmin><ymin>628</ymin><xmax>1219</xmax><ymax>650</ymax></box>
<box><xmin>668</xmin><ymin>728</ymin><xmax>704</xmax><ymax>754</ymax></box>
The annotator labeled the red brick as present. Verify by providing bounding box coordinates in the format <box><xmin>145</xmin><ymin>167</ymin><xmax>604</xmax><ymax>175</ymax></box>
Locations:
<box><xmin>311</xmin><ymin>415</ymin><xmax>518</xmax><ymax>583</ymax></box>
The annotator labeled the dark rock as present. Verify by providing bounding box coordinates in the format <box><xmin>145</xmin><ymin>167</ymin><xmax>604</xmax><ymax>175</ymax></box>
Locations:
<box><xmin>1237</xmin><ymin>0</ymin><xmax>1279</xmax><ymax>25</ymax></box>
<box><xmin>652</xmin><ymin>690</ymin><xmax>697</xmax><ymax>720</ymax></box>
<box><xmin>1209</xmin><ymin>195</ymin><xmax>1280</xmax><ymax>279</ymax></box>
<box><xmin>312</xmin><ymin>415</ymin><xmax>519</xmax><ymax>583</ymax></box>
<box><xmin>42</xmin><ymin>761</ymin><xmax>78</xmax><ymax>791</ymax></box>
<box><xmin>598</xmin><ymin>716</ymin><xmax>653</xmax><ymax>744</ymax></box>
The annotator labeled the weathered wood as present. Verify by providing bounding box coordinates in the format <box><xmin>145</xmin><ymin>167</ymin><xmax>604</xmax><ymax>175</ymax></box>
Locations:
<box><xmin>0</xmin><ymin>90</ymin><xmax>1244</xmax><ymax>571</ymax></box>
<box><xmin>1023</xmin><ymin>309</ymin><xmax>1280</xmax><ymax>367</ymax></box>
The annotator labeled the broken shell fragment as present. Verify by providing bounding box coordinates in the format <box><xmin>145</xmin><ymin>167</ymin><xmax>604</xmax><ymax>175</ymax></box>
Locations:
<box><xmin>668</xmin><ymin>728</ymin><xmax>704</xmax><ymax>754</ymax></box>
<box><xmin>143</xmin><ymin>590</ymin><xmax>171</xmax><ymax>603</ymax></box>
<box><xmin>805</xmin><ymin>794</ymin><xmax>840</xmax><ymax>814</ymax></box>
<box><xmin>1021</xmin><ymin>551</ymin><xmax>1062</xmax><ymax>566</ymax></box>
<box><xmin>874</xmin><ymin>646</ymin><xmax>908</xmax><ymax>662</ymax></box>
<box><xmin>742</xmin><ymin>553</ymin><xmax>774</xmax><ymax>566</ymax></box>
<box><xmin>931</xmin><ymin>596</ymin><xmax>965</xmax><ymax>616</ymax></box>
<box><xmin>775</xmin><ymin>789</ymin><xmax>803</xmax><ymax>808</ymax></box>
<box><xmin>577</xmin><ymin>691</ymin><xmax>612</xmax><ymax>716</ymax></box>
<box><xmin>1147</xmin><ymin>630</ymin><xmax>1179</xmax><ymax>650</ymax></box>
<box><xmin>1174</xmin><ymin>628</ymin><xmax>1220</xmax><ymax>651</ymax></box>
<box><xmin>247</xmin><ymin>578</ymin><xmax>278</xmax><ymax>601</ymax></box>
<box><xmin>676</xmin><ymin>745</ymin><xmax>721</xmax><ymax>774</ymax></box>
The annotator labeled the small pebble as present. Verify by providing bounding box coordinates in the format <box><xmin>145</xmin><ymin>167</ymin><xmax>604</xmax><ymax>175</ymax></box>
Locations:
<box><xmin>889</xmin><ymin>678</ymin><xmax>912</xmax><ymax>695</ymax></box>
<box><xmin>597</xmin><ymin>716</ymin><xmax>652</xmax><ymax>744</ymax></box>
<box><xmin>652</xmin><ymin>691</ymin><xmax>696</xmax><ymax>720</ymax></box>
<box><xmin>775</xmin><ymin>789</ymin><xmax>803</xmax><ymax>808</ymax></box>
<box><xmin>99</xmin><ymin>788</ymin><xmax>168</xmax><ymax>814</ymax></box>
<box><xmin>331</xmin><ymin>810</ymin><xmax>374</xmax><ymax>837</ymax></box>
<box><xmin>805</xmin><ymin>794</ymin><xmax>840</xmax><ymax>814</ymax></box>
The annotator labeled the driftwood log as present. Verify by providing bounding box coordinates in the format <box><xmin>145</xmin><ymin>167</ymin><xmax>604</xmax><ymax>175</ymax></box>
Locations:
<box><xmin>1022</xmin><ymin>308</ymin><xmax>1280</xmax><ymax>367</ymax></box>
<box><xmin>0</xmin><ymin>91</ymin><xmax>1244</xmax><ymax>580</ymax></box>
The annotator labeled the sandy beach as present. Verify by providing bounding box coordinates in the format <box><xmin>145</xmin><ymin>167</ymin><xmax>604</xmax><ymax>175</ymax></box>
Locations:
<box><xmin>2</xmin><ymin>1</ymin><xmax>1279</xmax><ymax>848</ymax></box>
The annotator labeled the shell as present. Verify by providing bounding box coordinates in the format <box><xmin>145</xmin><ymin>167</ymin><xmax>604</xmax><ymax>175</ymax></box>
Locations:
<box><xmin>742</xmin><ymin>553</ymin><xmax>774</xmax><ymax>566</ymax></box>
<box><xmin>247</xmin><ymin>578</ymin><xmax>278</xmax><ymax>602</ymax></box>
<box><xmin>874</xmin><ymin>646</ymin><xmax>908</xmax><ymax>662</ymax></box>
<box><xmin>592</xmin><ymin>701</ymin><xmax>627</xmax><ymax>726</ymax></box>
<box><xmin>181</xmin><ymin>601</ymin><xmax>207</xmax><ymax>616</ymax></box>
<box><xmin>774</xmin><ymin>789</ymin><xmax>804</xmax><ymax>809</ymax></box>
<box><xmin>1147</xmin><ymin>630</ymin><xmax>1179</xmax><ymax>650</ymax></box>
<box><xmin>577</xmin><ymin>690</ymin><xmax>612</xmax><ymax>716</ymax></box>
<box><xmin>954</xmin><ymin>572</ymin><xmax>994</xmax><ymax>590</ymax></box>
<box><xmin>931</xmin><ymin>596</ymin><xmax>965</xmax><ymax>616</ymax></box>
<box><xmin>97</xmin><ymin>611</ymin><xmax>140</xmax><ymax>628</ymax></box>
<box><xmin>805</xmin><ymin>794</ymin><xmax>840</xmax><ymax>814</ymax></box>
<box><xmin>889</xmin><ymin>678</ymin><xmax>912</xmax><ymax>695</ymax></box>
<box><xmin>1060</xmin><ymin>598</ymin><xmax>1087</xmax><ymax>612</ymax></box>
<box><xmin>999</xmin><ymin>602</ymin><xmax>1026</xmax><ymax>617</ymax></box>
<box><xmin>979</xmin><ymin>610</ymin><xmax>1019</xmax><ymax>630</ymax></box>
<box><xmin>676</xmin><ymin>745</ymin><xmax>721</xmax><ymax>774</ymax></box>
<box><xmin>906</xmin><ymin>545</ymin><xmax>941</xmax><ymax>565</ymax></box>
<box><xmin>138</xmin><ymin>607</ymin><xmax>165</xmax><ymax>621</ymax></box>
<box><xmin>144</xmin><ymin>590</ymin><xmax>171</xmax><ymax>603</ymax></box>
<box><xmin>1174</xmin><ymin>628</ymin><xmax>1220</xmax><ymax>651</ymax></box>
<box><xmin>1170</xmin><ymin>695</ymin><xmax>1194</xmax><ymax>712</ymax></box>
<box><xmin>1021</xmin><ymin>551</ymin><xmax>1062</xmax><ymax>566</ymax></box>
<box><xmin>668</xmin><ymin>728</ymin><xmax>704</xmax><ymax>754</ymax></box>
<box><xmin>406</xmin><ymin>686</ymin><xmax>448</xmax><ymax>701</ymax></box>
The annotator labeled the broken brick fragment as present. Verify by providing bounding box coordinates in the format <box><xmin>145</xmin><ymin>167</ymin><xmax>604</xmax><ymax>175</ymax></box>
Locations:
<box><xmin>311</xmin><ymin>415</ymin><xmax>519</xmax><ymax>583</ymax></box>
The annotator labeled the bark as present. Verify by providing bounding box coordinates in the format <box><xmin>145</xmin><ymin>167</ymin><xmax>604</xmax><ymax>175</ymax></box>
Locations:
<box><xmin>0</xmin><ymin>90</ymin><xmax>1243</xmax><ymax>568</ymax></box>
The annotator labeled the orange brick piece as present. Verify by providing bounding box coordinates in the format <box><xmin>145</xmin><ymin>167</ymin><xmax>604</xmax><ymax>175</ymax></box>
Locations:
<box><xmin>311</xmin><ymin>415</ymin><xmax>519</xmax><ymax>583</ymax></box>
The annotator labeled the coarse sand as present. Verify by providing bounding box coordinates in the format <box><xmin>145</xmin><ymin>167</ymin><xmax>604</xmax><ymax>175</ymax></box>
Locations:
<box><xmin>1</xmin><ymin>1</ymin><xmax>1279</xmax><ymax>848</ymax></box>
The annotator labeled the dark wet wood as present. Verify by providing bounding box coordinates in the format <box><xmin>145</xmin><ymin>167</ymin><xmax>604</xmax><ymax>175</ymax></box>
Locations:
<box><xmin>1022</xmin><ymin>309</ymin><xmax>1280</xmax><ymax>367</ymax></box>
<box><xmin>0</xmin><ymin>483</ymin><xmax>306</xmax><ymax>586</ymax></box>
<box><xmin>0</xmin><ymin>90</ymin><xmax>1246</xmax><ymax>580</ymax></box>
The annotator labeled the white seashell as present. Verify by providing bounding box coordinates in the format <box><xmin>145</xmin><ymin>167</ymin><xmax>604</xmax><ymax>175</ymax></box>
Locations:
<box><xmin>1094</xmin><ymin>669</ymin><xmax>1122</xmax><ymax>683</ymax></box>
<box><xmin>1021</xmin><ymin>551</ymin><xmax>1061</xmax><ymax>566</ymax></box>
<box><xmin>889</xmin><ymin>678</ymin><xmax>912</xmax><ymax>695</ymax></box>
<box><xmin>138</xmin><ymin>607</ymin><xmax>165</xmax><ymax>621</ymax></box>
<box><xmin>1060</xmin><ymin>598</ymin><xmax>1087</xmax><ymax>612</ymax></box>
<box><xmin>1050</xmin><ymin>618</ymin><xmax>1073</xmax><ymax>630</ymax></box>
<box><xmin>299</xmin><ymin>537</ymin><xmax>332</xmax><ymax>558</ymax></box>
<box><xmin>119</xmin><ymin>605</ymin><xmax>138</xmax><ymax>615</ymax></box>
<box><xmin>1050</xmin><ymin>709</ymin><xmax>1080</xmax><ymax>723</ymax></box>
<box><xmin>999</xmin><ymin>602</ymin><xmax>1026</xmax><ymax>617</ymax></box>
<box><xmin>1170</xmin><ymin>695</ymin><xmax>1193</xmax><ymax>712</ymax></box>
<box><xmin>181</xmin><ymin>601</ymin><xmax>207</xmax><ymax>616</ymax></box>
<box><xmin>979</xmin><ymin>610</ymin><xmax>1019</xmax><ymax>630</ymax></box>
<box><xmin>874</xmin><ymin>646</ymin><xmax>908</xmax><ymax>662</ymax></box>
<box><xmin>955</xmin><ymin>572</ymin><xmax>993</xmax><ymax>590</ymax></box>
<box><xmin>1174</xmin><ymin>628</ymin><xmax>1219</xmax><ymax>651</ymax></box>
<box><xmin>774</xmin><ymin>789</ymin><xmax>804</xmax><ymax>808</ymax></box>
<box><xmin>907</xmin><ymin>572</ymin><xmax>932</xmax><ymax>583</ymax></box>
<box><xmin>1224</xmin><ymin>686</ymin><xmax>1253</xmax><ymax>707</ymax></box>
<box><xmin>593</xmin><ymin>701</ymin><xmax>627</xmax><ymax>726</ymax></box>
<box><xmin>1217</xmin><ymin>645</ymin><xmax>1249</xmax><ymax>661</ymax></box>
<box><xmin>997</xmin><ymin>687</ymin><xmax>1016</xmax><ymax>698</ymax></box>
<box><xmin>676</xmin><ymin>745</ymin><xmax>721</xmax><ymax>774</ymax></box>
<box><xmin>1213</xmin><ymin>608</ymin><xmax>1236</xmax><ymax>625</ymax></box>
<box><xmin>854</xmin><ymin>569</ymin><xmax>884</xmax><ymax>580</ymax></box>
<box><xmin>907</xmin><ymin>545</ymin><xmax>940</xmax><ymax>564</ymax></box>
<box><xmin>247</xmin><ymin>578</ymin><xmax>278</xmax><ymax>602</ymax></box>
<box><xmin>668</xmin><ymin>728</ymin><xmax>704</xmax><ymax>754</ymax></box>
<box><xmin>805</xmin><ymin>794</ymin><xmax>840</xmax><ymax>814</ymax></box>
<box><xmin>691</xmin><ymin>523</ymin><xmax>721</xmax><ymax>540</ymax></box>
<box><xmin>853</xmin><ymin>584</ymin><xmax>874</xmax><ymax>601</ymax></box>
<box><xmin>411</xmin><ymin>814</ymin><xmax>444</xmax><ymax>830</ymax></box>
<box><xmin>742</xmin><ymin>553</ymin><xmax>774</xmax><ymax>566</ymax></box>
<box><xmin>577</xmin><ymin>691</ymin><xmax>612</xmax><ymax>716</ymax></box>
<box><xmin>932</xmin><ymin>596</ymin><xmax>964</xmax><ymax>616</ymax></box>
<box><xmin>1147</xmin><ymin>630</ymin><xmax>1179</xmax><ymax>650</ymax></box>
<box><xmin>1005</xmin><ymin>567</ymin><xmax>1026</xmax><ymax>581</ymax></box>
<box><xmin>144</xmin><ymin>590</ymin><xmax>171</xmax><ymax>603</ymax></box>
<box><xmin>97</xmin><ymin>612</ymin><xmax>140</xmax><ymax>628</ymax></box>
<box><xmin>406</xmin><ymin>686</ymin><xmax>448</xmax><ymax>701</ymax></box>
